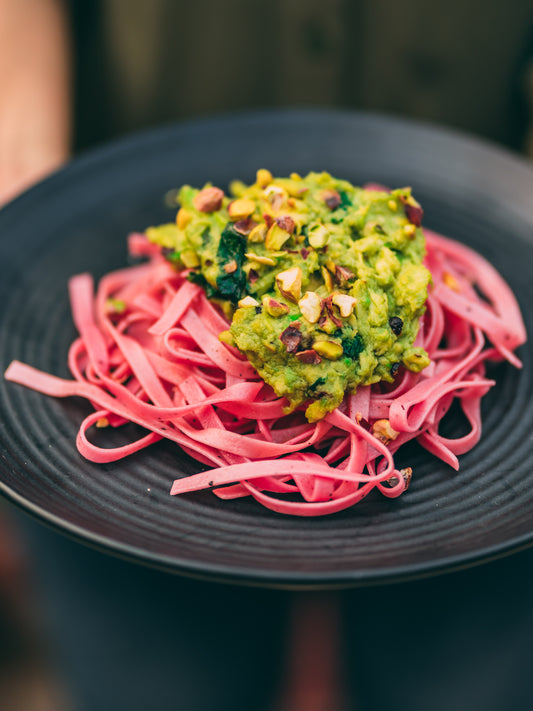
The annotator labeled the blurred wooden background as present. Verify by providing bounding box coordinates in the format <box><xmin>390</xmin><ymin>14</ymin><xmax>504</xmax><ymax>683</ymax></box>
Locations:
<box><xmin>70</xmin><ymin>0</ymin><xmax>533</xmax><ymax>156</ymax></box>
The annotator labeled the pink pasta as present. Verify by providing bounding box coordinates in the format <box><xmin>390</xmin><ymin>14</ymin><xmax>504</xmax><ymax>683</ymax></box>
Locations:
<box><xmin>4</xmin><ymin>228</ymin><xmax>526</xmax><ymax>516</ymax></box>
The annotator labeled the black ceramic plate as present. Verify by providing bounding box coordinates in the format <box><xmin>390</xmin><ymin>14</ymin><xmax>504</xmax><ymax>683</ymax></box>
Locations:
<box><xmin>1</xmin><ymin>110</ymin><xmax>532</xmax><ymax>588</ymax></box>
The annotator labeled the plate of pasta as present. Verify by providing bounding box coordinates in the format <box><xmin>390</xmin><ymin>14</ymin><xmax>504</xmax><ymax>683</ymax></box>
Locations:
<box><xmin>0</xmin><ymin>109</ymin><xmax>531</xmax><ymax>587</ymax></box>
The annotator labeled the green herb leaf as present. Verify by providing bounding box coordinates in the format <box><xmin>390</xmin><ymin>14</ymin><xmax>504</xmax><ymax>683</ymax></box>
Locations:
<box><xmin>341</xmin><ymin>334</ymin><xmax>364</xmax><ymax>359</ymax></box>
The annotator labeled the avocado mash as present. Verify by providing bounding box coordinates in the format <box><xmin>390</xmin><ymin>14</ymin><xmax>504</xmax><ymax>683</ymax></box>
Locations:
<box><xmin>146</xmin><ymin>171</ymin><xmax>431</xmax><ymax>421</ymax></box>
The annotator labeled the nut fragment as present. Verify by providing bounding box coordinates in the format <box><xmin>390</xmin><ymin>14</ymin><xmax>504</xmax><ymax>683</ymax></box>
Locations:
<box><xmin>403</xmin><ymin>223</ymin><xmax>416</xmax><ymax>237</ymax></box>
<box><xmin>233</xmin><ymin>218</ymin><xmax>258</xmax><ymax>235</ymax></box>
<box><xmin>238</xmin><ymin>295</ymin><xmax>259</xmax><ymax>308</ymax></box>
<box><xmin>322</xmin><ymin>297</ymin><xmax>344</xmax><ymax>329</ymax></box>
<box><xmin>334</xmin><ymin>265</ymin><xmax>355</xmax><ymax>287</ymax></box>
<box><xmin>321</xmin><ymin>189</ymin><xmax>341</xmax><ymax>210</ymax></box>
<box><xmin>247</xmin><ymin>223</ymin><xmax>267</xmax><ymax>242</ymax></box>
<box><xmin>262</xmin><ymin>295</ymin><xmax>290</xmax><ymax>317</ymax></box>
<box><xmin>298</xmin><ymin>291</ymin><xmax>323</xmax><ymax>323</ymax></box>
<box><xmin>275</xmin><ymin>215</ymin><xmax>296</xmax><ymax>234</ymax></box>
<box><xmin>264</xmin><ymin>185</ymin><xmax>286</xmax><ymax>211</ymax></box>
<box><xmin>400</xmin><ymin>195</ymin><xmax>424</xmax><ymax>227</ymax></box>
<box><xmin>372</xmin><ymin>419</ymin><xmax>400</xmax><ymax>444</ymax></box>
<box><xmin>228</xmin><ymin>198</ymin><xmax>256</xmax><ymax>220</ymax></box>
<box><xmin>387</xmin><ymin>199</ymin><xmax>397</xmax><ymax>212</ymax></box>
<box><xmin>245</xmin><ymin>252</ymin><xmax>277</xmax><ymax>266</ymax></box>
<box><xmin>223</xmin><ymin>259</ymin><xmax>238</xmax><ymax>274</ymax></box>
<box><xmin>295</xmin><ymin>349</ymin><xmax>322</xmax><ymax>364</ymax></box>
<box><xmin>276</xmin><ymin>266</ymin><xmax>302</xmax><ymax>303</ymax></box>
<box><xmin>308</xmin><ymin>223</ymin><xmax>329</xmax><ymax>248</ymax></box>
<box><xmin>193</xmin><ymin>186</ymin><xmax>224</xmax><ymax>212</ymax></box>
<box><xmin>176</xmin><ymin>207</ymin><xmax>191</xmax><ymax>229</ymax></box>
<box><xmin>280</xmin><ymin>324</ymin><xmax>302</xmax><ymax>352</ymax></box>
<box><xmin>312</xmin><ymin>341</ymin><xmax>343</xmax><ymax>360</ymax></box>
<box><xmin>387</xmin><ymin>467</ymin><xmax>413</xmax><ymax>489</ymax></box>
<box><xmin>180</xmin><ymin>250</ymin><xmax>200</xmax><ymax>268</ymax></box>
<box><xmin>256</xmin><ymin>169</ymin><xmax>273</xmax><ymax>188</ymax></box>
<box><xmin>331</xmin><ymin>293</ymin><xmax>357</xmax><ymax>317</ymax></box>
<box><xmin>321</xmin><ymin>266</ymin><xmax>333</xmax><ymax>291</ymax></box>
<box><xmin>265</xmin><ymin>223</ymin><xmax>292</xmax><ymax>250</ymax></box>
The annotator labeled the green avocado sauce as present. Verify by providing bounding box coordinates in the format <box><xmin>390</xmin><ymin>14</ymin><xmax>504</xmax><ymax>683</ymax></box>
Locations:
<box><xmin>146</xmin><ymin>170</ymin><xmax>431</xmax><ymax>421</ymax></box>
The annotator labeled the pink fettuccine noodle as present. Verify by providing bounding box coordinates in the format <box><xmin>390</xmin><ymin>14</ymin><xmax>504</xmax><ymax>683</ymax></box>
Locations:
<box><xmin>4</xmin><ymin>228</ymin><xmax>526</xmax><ymax>516</ymax></box>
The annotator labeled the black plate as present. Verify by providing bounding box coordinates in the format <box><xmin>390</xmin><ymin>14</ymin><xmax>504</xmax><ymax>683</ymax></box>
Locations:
<box><xmin>1</xmin><ymin>109</ymin><xmax>532</xmax><ymax>588</ymax></box>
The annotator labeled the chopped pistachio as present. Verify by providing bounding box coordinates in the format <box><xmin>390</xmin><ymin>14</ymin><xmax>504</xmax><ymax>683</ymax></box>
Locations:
<box><xmin>256</xmin><ymin>168</ymin><xmax>273</xmax><ymax>188</ymax></box>
<box><xmin>275</xmin><ymin>216</ymin><xmax>296</xmax><ymax>234</ymax></box>
<box><xmin>262</xmin><ymin>295</ymin><xmax>290</xmax><ymax>317</ymax></box>
<box><xmin>265</xmin><ymin>223</ymin><xmax>292</xmax><ymax>250</ymax></box>
<box><xmin>276</xmin><ymin>266</ymin><xmax>302</xmax><ymax>303</ymax></box>
<box><xmin>228</xmin><ymin>198</ymin><xmax>256</xmax><ymax>220</ymax></box>
<box><xmin>308</xmin><ymin>223</ymin><xmax>329</xmax><ymax>249</ymax></box>
<box><xmin>234</xmin><ymin>218</ymin><xmax>257</xmax><ymax>235</ymax></box>
<box><xmin>176</xmin><ymin>207</ymin><xmax>191</xmax><ymax>229</ymax></box>
<box><xmin>247</xmin><ymin>223</ymin><xmax>267</xmax><ymax>243</ymax></box>
<box><xmin>295</xmin><ymin>349</ymin><xmax>322</xmax><ymax>364</ymax></box>
<box><xmin>334</xmin><ymin>265</ymin><xmax>355</xmax><ymax>287</ymax></box>
<box><xmin>280</xmin><ymin>324</ymin><xmax>303</xmax><ymax>352</ymax></box>
<box><xmin>312</xmin><ymin>341</ymin><xmax>343</xmax><ymax>360</ymax></box>
<box><xmin>238</xmin><ymin>295</ymin><xmax>259</xmax><ymax>308</ymax></box>
<box><xmin>192</xmin><ymin>186</ymin><xmax>224</xmax><ymax>212</ymax></box>
<box><xmin>321</xmin><ymin>266</ymin><xmax>333</xmax><ymax>291</ymax></box>
<box><xmin>298</xmin><ymin>291</ymin><xmax>322</xmax><ymax>323</ymax></box>
<box><xmin>223</xmin><ymin>259</ymin><xmax>238</xmax><ymax>274</ymax></box>
<box><xmin>403</xmin><ymin>224</ymin><xmax>416</xmax><ymax>237</ymax></box>
<box><xmin>372</xmin><ymin>419</ymin><xmax>400</xmax><ymax>444</ymax></box>
<box><xmin>263</xmin><ymin>185</ymin><xmax>286</xmax><ymax>211</ymax></box>
<box><xmin>387</xmin><ymin>199</ymin><xmax>397</xmax><ymax>212</ymax></box>
<box><xmin>321</xmin><ymin>189</ymin><xmax>341</xmax><ymax>209</ymax></box>
<box><xmin>331</xmin><ymin>293</ymin><xmax>357</xmax><ymax>317</ymax></box>
<box><xmin>245</xmin><ymin>252</ymin><xmax>277</xmax><ymax>266</ymax></box>
<box><xmin>387</xmin><ymin>467</ymin><xmax>413</xmax><ymax>489</ymax></box>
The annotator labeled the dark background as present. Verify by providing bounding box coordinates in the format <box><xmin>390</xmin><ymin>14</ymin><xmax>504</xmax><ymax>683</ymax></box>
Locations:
<box><xmin>69</xmin><ymin>0</ymin><xmax>533</xmax><ymax>157</ymax></box>
<box><xmin>2</xmin><ymin>1</ymin><xmax>533</xmax><ymax>710</ymax></box>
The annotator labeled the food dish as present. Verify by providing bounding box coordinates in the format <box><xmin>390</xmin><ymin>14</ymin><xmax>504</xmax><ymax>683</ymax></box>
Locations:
<box><xmin>0</xmin><ymin>110</ymin><xmax>532</xmax><ymax>586</ymax></box>
<box><xmin>4</xmin><ymin>173</ymin><xmax>525</xmax><ymax>516</ymax></box>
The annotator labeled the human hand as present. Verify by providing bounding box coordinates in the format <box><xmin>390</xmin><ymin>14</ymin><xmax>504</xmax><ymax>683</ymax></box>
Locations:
<box><xmin>0</xmin><ymin>0</ymin><xmax>71</xmax><ymax>207</ymax></box>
